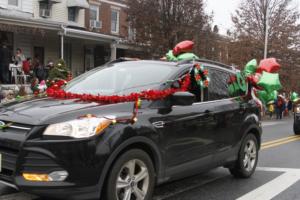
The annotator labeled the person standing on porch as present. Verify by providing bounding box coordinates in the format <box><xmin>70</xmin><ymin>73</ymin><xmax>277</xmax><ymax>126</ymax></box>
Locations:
<box><xmin>14</xmin><ymin>48</ymin><xmax>26</xmax><ymax>66</ymax></box>
<box><xmin>0</xmin><ymin>41</ymin><xmax>12</xmax><ymax>84</ymax></box>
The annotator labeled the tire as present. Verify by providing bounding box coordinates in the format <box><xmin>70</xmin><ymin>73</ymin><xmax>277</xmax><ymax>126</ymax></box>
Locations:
<box><xmin>229</xmin><ymin>133</ymin><xmax>258</xmax><ymax>178</ymax></box>
<box><xmin>105</xmin><ymin>149</ymin><xmax>155</xmax><ymax>200</ymax></box>
<box><xmin>294</xmin><ymin>124</ymin><xmax>300</xmax><ymax>135</ymax></box>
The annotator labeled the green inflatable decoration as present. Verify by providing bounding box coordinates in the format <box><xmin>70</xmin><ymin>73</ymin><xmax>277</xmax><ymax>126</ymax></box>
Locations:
<box><xmin>257</xmin><ymin>90</ymin><xmax>269</xmax><ymax>105</ymax></box>
<box><xmin>228</xmin><ymin>82</ymin><xmax>239</xmax><ymax>96</ymax></box>
<box><xmin>244</xmin><ymin>59</ymin><xmax>258</xmax><ymax>76</ymax></box>
<box><xmin>166</xmin><ymin>50</ymin><xmax>178</xmax><ymax>62</ymax></box>
<box><xmin>228</xmin><ymin>72</ymin><xmax>247</xmax><ymax>96</ymax></box>
<box><xmin>166</xmin><ymin>50</ymin><xmax>199</xmax><ymax>62</ymax></box>
<box><xmin>257</xmin><ymin>72</ymin><xmax>282</xmax><ymax>93</ymax></box>
<box><xmin>257</xmin><ymin>90</ymin><xmax>278</xmax><ymax>105</ymax></box>
<box><xmin>236</xmin><ymin>72</ymin><xmax>247</xmax><ymax>92</ymax></box>
<box><xmin>291</xmin><ymin>92</ymin><xmax>300</xmax><ymax>102</ymax></box>
<box><xmin>177</xmin><ymin>53</ymin><xmax>199</xmax><ymax>61</ymax></box>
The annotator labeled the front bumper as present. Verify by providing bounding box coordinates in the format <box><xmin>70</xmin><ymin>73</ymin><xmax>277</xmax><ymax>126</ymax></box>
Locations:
<box><xmin>0</xmin><ymin>123</ymin><xmax>111</xmax><ymax>200</ymax></box>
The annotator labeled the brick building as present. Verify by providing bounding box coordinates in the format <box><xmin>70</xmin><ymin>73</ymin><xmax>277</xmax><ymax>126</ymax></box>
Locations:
<box><xmin>83</xmin><ymin>0</ymin><xmax>140</xmax><ymax>70</ymax></box>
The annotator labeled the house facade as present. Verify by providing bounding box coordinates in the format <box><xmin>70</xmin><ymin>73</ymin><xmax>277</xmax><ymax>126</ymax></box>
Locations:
<box><xmin>83</xmin><ymin>0</ymin><xmax>141</xmax><ymax>71</ymax></box>
<box><xmin>0</xmin><ymin>0</ymin><xmax>137</xmax><ymax>77</ymax></box>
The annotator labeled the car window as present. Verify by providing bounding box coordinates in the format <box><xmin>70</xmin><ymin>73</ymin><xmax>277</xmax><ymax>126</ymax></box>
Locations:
<box><xmin>207</xmin><ymin>68</ymin><xmax>231</xmax><ymax>101</ymax></box>
<box><xmin>64</xmin><ymin>62</ymin><xmax>175</xmax><ymax>95</ymax></box>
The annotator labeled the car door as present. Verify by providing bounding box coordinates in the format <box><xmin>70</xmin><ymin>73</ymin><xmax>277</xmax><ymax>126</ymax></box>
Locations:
<box><xmin>149</xmin><ymin>67</ymin><xmax>218</xmax><ymax>178</ymax></box>
<box><xmin>206</xmin><ymin>66</ymin><xmax>246</xmax><ymax>165</ymax></box>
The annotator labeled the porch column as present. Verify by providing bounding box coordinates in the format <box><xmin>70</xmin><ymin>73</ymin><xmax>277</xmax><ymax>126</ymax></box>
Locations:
<box><xmin>110</xmin><ymin>42</ymin><xmax>117</xmax><ymax>61</ymax></box>
<box><xmin>61</xmin><ymin>34</ymin><xmax>64</xmax><ymax>60</ymax></box>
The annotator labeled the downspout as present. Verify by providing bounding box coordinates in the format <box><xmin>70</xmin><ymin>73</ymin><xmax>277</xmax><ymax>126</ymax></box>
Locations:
<box><xmin>60</xmin><ymin>24</ymin><xmax>67</xmax><ymax>60</ymax></box>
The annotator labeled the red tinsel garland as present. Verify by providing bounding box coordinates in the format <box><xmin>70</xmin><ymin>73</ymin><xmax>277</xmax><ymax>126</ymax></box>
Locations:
<box><xmin>46</xmin><ymin>75</ymin><xmax>191</xmax><ymax>104</ymax></box>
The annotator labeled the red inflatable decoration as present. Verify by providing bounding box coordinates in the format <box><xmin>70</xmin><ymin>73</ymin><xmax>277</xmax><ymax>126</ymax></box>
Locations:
<box><xmin>256</xmin><ymin>58</ymin><xmax>280</xmax><ymax>73</ymax></box>
<box><xmin>247</xmin><ymin>73</ymin><xmax>261</xmax><ymax>85</ymax></box>
<box><xmin>172</xmin><ymin>40</ymin><xmax>194</xmax><ymax>56</ymax></box>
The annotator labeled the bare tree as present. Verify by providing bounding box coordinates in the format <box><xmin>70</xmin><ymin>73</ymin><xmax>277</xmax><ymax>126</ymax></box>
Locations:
<box><xmin>127</xmin><ymin>0</ymin><xmax>212</xmax><ymax>57</ymax></box>
<box><xmin>230</xmin><ymin>0</ymin><xmax>300</xmax><ymax>91</ymax></box>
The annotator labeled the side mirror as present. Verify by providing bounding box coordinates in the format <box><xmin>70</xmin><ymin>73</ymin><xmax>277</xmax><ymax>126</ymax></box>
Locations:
<box><xmin>171</xmin><ymin>92</ymin><xmax>195</xmax><ymax>106</ymax></box>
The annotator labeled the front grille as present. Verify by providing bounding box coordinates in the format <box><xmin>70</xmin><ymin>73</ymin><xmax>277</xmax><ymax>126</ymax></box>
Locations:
<box><xmin>0</xmin><ymin>147</ymin><xmax>18</xmax><ymax>183</ymax></box>
<box><xmin>0</xmin><ymin>121</ymin><xmax>33</xmax><ymax>183</ymax></box>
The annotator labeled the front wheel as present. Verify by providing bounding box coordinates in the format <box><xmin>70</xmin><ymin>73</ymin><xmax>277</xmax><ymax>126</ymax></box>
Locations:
<box><xmin>229</xmin><ymin>133</ymin><xmax>259</xmax><ymax>178</ymax></box>
<box><xmin>294</xmin><ymin>123</ymin><xmax>300</xmax><ymax>135</ymax></box>
<box><xmin>105</xmin><ymin>149</ymin><xmax>155</xmax><ymax>200</ymax></box>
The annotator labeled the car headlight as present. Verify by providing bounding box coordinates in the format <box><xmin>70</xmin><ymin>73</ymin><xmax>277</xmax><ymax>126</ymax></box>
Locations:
<box><xmin>43</xmin><ymin>116</ymin><xmax>115</xmax><ymax>138</ymax></box>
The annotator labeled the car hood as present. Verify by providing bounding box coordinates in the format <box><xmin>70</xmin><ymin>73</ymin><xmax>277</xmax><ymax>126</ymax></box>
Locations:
<box><xmin>0</xmin><ymin>97</ymin><xmax>135</xmax><ymax>125</ymax></box>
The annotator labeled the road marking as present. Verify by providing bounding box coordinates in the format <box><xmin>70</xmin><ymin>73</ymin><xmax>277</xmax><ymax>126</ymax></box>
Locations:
<box><xmin>261</xmin><ymin>135</ymin><xmax>299</xmax><ymax>146</ymax></box>
<box><xmin>154</xmin><ymin>170</ymin><xmax>227</xmax><ymax>200</ymax></box>
<box><xmin>237</xmin><ymin>167</ymin><xmax>300</xmax><ymax>200</ymax></box>
<box><xmin>261</xmin><ymin>135</ymin><xmax>300</xmax><ymax>150</ymax></box>
<box><xmin>262</xmin><ymin>121</ymin><xmax>287</xmax><ymax>127</ymax></box>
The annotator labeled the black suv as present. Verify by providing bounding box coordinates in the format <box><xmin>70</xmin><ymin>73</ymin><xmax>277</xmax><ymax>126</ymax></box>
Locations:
<box><xmin>0</xmin><ymin>59</ymin><xmax>262</xmax><ymax>200</ymax></box>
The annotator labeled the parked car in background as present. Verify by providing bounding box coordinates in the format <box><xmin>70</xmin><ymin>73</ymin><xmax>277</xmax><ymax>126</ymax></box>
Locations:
<box><xmin>0</xmin><ymin>59</ymin><xmax>262</xmax><ymax>200</ymax></box>
<box><xmin>294</xmin><ymin>104</ymin><xmax>300</xmax><ymax>134</ymax></box>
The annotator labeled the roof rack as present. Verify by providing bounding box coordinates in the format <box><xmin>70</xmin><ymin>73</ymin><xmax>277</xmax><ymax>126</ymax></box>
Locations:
<box><xmin>109</xmin><ymin>57</ymin><xmax>141</xmax><ymax>64</ymax></box>
<box><xmin>177</xmin><ymin>58</ymin><xmax>236</xmax><ymax>71</ymax></box>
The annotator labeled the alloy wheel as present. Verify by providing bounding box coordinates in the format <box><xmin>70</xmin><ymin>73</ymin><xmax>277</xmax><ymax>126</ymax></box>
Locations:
<box><xmin>116</xmin><ymin>159</ymin><xmax>150</xmax><ymax>200</ymax></box>
<box><xmin>243</xmin><ymin>139</ymin><xmax>257</xmax><ymax>172</ymax></box>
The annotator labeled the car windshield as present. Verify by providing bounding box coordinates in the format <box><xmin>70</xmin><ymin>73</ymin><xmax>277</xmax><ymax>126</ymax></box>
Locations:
<box><xmin>64</xmin><ymin>62</ymin><xmax>175</xmax><ymax>95</ymax></box>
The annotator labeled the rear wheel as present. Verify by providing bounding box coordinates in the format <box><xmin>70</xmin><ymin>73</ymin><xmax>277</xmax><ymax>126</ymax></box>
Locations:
<box><xmin>229</xmin><ymin>133</ymin><xmax>258</xmax><ymax>178</ymax></box>
<box><xmin>106</xmin><ymin>149</ymin><xmax>155</xmax><ymax>200</ymax></box>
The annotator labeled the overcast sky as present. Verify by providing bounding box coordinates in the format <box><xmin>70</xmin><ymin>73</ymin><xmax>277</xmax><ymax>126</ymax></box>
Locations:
<box><xmin>205</xmin><ymin>0</ymin><xmax>300</xmax><ymax>35</ymax></box>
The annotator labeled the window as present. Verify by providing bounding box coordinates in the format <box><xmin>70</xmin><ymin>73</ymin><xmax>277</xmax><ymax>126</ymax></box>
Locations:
<box><xmin>65</xmin><ymin>63</ymin><xmax>174</xmax><ymax>95</ymax></box>
<box><xmin>68</xmin><ymin>7</ymin><xmax>77</xmax><ymax>22</ymax></box>
<box><xmin>39</xmin><ymin>2</ymin><xmax>51</xmax><ymax>18</ymax></box>
<box><xmin>208</xmin><ymin>68</ymin><xmax>231</xmax><ymax>101</ymax></box>
<box><xmin>90</xmin><ymin>5</ymin><xmax>99</xmax><ymax>21</ymax></box>
<box><xmin>90</xmin><ymin>5</ymin><xmax>101</xmax><ymax>28</ymax></box>
<box><xmin>111</xmin><ymin>10</ymin><xmax>119</xmax><ymax>34</ymax></box>
<box><xmin>8</xmin><ymin>0</ymin><xmax>19</xmax><ymax>7</ymax></box>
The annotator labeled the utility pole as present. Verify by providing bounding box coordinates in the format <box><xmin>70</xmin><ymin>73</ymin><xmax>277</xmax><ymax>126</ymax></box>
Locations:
<box><xmin>264</xmin><ymin>2</ymin><xmax>269</xmax><ymax>59</ymax></box>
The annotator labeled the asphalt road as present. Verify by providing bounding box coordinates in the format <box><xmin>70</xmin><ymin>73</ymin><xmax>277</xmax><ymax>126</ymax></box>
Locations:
<box><xmin>0</xmin><ymin>116</ymin><xmax>299</xmax><ymax>200</ymax></box>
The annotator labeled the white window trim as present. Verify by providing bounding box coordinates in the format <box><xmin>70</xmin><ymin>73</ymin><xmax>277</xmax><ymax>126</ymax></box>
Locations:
<box><xmin>7</xmin><ymin>0</ymin><xmax>21</xmax><ymax>10</ymax></box>
<box><xmin>110</xmin><ymin>5</ymin><xmax>121</xmax><ymax>11</ymax></box>
<box><xmin>111</xmin><ymin>9</ymin><xmax>120</xmax><ymax>34</ymax></box>
<box><xmin>90</xmin><ymin>4</ymin><xmax>100</xmax><ymax>21</ymax></box>
<box><xmin>100</xmin><ymin>0</ymin><xmax>127</xmax><ymax>8</ymax></box>
<box><xmin>89</xmin><ymin>0</ymin><xmax>101</xmax><ymax>6</ymax></box>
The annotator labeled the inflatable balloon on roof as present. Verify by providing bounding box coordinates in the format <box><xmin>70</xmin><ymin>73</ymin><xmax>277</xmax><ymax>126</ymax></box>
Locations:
<box><xmin>165</xmin><ymin>40</ymin><xmax>199</xmax><ymax>62</ymax></box>
<box><xmin>164</xmin><ymin>40</ymin><xmax>283</xmax><ymax>111</ymax></box>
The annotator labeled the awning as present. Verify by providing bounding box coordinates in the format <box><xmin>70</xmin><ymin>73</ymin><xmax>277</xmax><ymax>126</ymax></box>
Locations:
<box><xmin>62</xmin><ymin>28</ymin><xmax>120</xmax><ymax>43</ymax></box>
<box><xmin>38</xmin><ymin>0</ymin><xmax>62</xmax><ymax>3</ymax></box>
<box><xmin>67</xmin><ymin>0</ymin><xmax>89</xmax><ymax>9</ymax></box>
<box><xmin>0</xmin><ymin>13</ymin><xmax>61</xmax><ymax>31</ymax></box>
